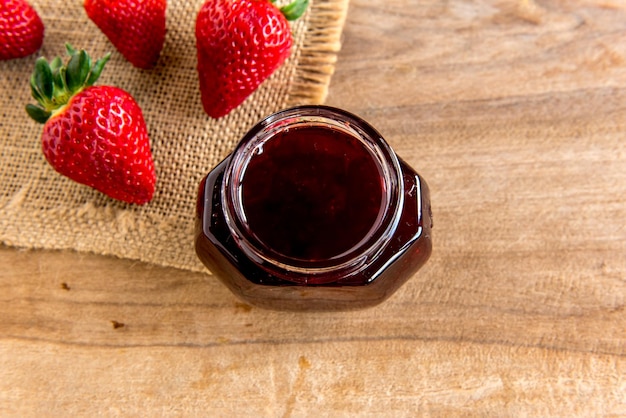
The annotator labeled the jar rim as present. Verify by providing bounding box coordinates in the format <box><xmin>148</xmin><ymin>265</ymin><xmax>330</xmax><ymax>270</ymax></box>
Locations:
<box><xmin>222</xmin><ymin>105</ymin><xmax>405</xmax><ymax>284</ymax></box>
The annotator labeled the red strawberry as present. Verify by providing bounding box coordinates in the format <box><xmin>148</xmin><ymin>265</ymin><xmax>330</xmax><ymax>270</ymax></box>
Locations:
<box><xmin>0</xmin><ymin>0</ymin><xmax>44</xmax><ymax>60</ymax></box>
<box><xmin>84</xmin><ymin>0</ymin><xmax>166</xmax><ymax>69</ymax></box>
<box><xmin>26</xmin><ymin>45</ymin><xmax>156</xmax><ymax>205</ymax></box>
<box><xmin>195</xmin><ymin>0</ymin><xmax>308</xmax><ymax>118</ymax></box>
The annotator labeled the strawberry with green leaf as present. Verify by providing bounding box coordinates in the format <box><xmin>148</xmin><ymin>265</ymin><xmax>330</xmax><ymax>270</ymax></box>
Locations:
<box><xmin>26</xmin><ymin>45</ymin><xmax>156</xmax><ymax>205</ymax></box>
<box><xmin>195</xmin><ymin>0</ymin><xmax>309</xmax><ymax>118</ymax></box>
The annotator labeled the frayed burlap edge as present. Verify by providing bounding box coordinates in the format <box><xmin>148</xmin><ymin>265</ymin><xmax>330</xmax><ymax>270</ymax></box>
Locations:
<box><xmin>286</xmin><ymin>0</ymin><xmax>349</xmax><ymax>106</ymax></box>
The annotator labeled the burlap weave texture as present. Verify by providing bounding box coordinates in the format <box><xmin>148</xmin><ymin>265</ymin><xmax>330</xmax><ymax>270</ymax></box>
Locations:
<box><xmin>0</xmin><ymin>0</ymin><xmax>348</xmax><ymax>272</ymax></box>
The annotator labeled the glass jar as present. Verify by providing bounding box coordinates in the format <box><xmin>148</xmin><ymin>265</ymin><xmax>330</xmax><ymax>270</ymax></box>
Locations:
<box><xmin>195</xmin><ymin>106</ymin><xmax>432</xmax><ymax>310</ymax></box>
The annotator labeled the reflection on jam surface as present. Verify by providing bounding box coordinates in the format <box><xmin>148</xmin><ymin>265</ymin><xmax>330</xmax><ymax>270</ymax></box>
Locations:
<box><xmin>240</xmin><ymin>125</ymin><xmax>384</xmax><ymax>263</ymax></box>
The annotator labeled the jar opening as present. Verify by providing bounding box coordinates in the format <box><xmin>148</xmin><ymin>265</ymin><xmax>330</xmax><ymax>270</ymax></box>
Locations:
<box><xmin>222</xmin><ymin>106</ymin><xmax>404</xmax><ymax>283</ymax></box>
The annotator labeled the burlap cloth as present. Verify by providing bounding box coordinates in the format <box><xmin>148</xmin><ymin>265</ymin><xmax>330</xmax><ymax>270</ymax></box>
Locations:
<box><xmin>0</xmin><ymin>0</ymin><xmax>349</xmax><ymax>272</ymax></box>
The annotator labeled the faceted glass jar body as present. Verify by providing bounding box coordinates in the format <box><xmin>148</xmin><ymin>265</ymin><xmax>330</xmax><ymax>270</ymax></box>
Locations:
<box><xmin>195</xmin><ymin>106</ymin><xmax>432</xmax><ymax>310</ymax></box>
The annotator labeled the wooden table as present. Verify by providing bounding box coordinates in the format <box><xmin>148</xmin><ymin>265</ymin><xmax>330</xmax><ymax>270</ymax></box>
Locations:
<box><xmin>2</xmin><ymin>0</ymin><xmax>625</xmax><ymax>415</ymax></box>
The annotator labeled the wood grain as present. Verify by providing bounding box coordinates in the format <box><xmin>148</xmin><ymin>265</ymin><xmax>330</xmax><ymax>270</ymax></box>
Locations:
<box><xmin>2</xmin><ymin>0</ymin><xmax>626</xmax><ymax>415</ymax></box>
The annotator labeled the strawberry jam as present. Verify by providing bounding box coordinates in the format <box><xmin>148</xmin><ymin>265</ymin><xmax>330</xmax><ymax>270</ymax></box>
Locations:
<box><xmin>195</xmin><ymin>106</ymin><xmax>432</xmax><ymax>310</ymax></box>
<box><xmin>240</xmin><ymin>125</ymin><xmax>384</xmax><ymax>266</ymax></box>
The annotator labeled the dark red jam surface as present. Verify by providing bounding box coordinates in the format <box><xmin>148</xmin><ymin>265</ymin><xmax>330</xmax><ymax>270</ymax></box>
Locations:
<box><xmin>240</xmin><ymin>125</ymin><xmax>384</xmax><ymax>264</ymax></box>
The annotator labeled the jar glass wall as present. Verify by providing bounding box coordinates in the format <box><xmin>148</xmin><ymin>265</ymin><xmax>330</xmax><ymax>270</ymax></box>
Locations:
<box><xmin>195</xmin><ymin>106</ymin><xmax>432</xmax><ymax>310</ymax></box>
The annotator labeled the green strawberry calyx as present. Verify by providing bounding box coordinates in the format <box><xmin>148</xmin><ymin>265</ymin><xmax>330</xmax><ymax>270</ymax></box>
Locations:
<box><xmin>26</xmin><ymin>44</ymin><xmax>111</xmax><ymax>124</ymax></box>
<box><xmin>274</xmin><ymin>0</ymin><xmax>309</xmax><ymax>21</ymax></box>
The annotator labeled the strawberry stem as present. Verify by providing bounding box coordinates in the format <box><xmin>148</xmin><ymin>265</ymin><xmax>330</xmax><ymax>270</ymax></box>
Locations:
<box><xmin>280</xmin><ymin>0</ymin><xmax>309</xmax><ymax>21</ymax></box>
<box><xmin>66</xmin><ymin>49</ymin><xmax>91</xmax><ymax>93</ymax></box>
<box><xmin>25</xmin><ymin>45</ymin><xmax>111</xmax><ymax>124</ymax></box>
<box><xmin>25</xmin><ymin>104</ymin><xmax>51</xmax><ymax>124</ymax></box>
<box><xmin>33</xmin><ymin>58</ymin><xmax>53</xmax><ymax>101</ymax></box>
